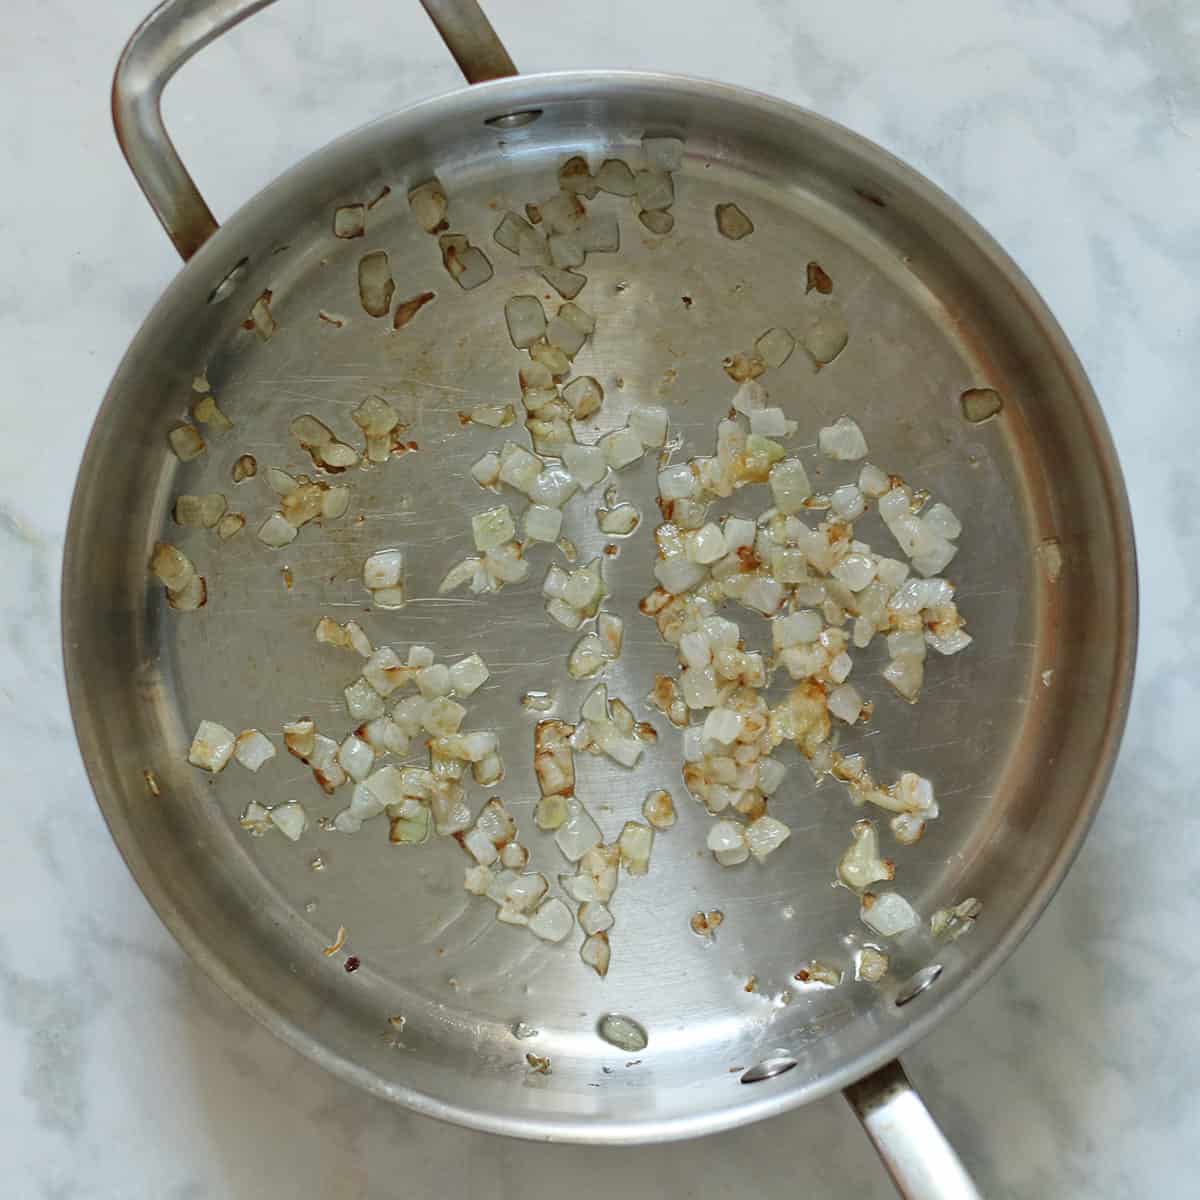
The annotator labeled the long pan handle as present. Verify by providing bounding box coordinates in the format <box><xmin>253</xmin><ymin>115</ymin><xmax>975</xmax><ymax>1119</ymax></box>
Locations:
<box><xmin>111</xmin><ymin>0</ymin><xmax>516</xmax><ymax>261</ymax></box>
<box><xmin>844</xmin><ymin>1060</ymin><xmax>982</xmax><ymax>1199</ymax></box>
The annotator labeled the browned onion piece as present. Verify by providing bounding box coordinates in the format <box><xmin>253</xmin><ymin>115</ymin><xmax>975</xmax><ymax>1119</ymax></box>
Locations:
<box><xmin>806</xmin><ymin>261</ymin><xmax>833</xmax><ymax>294</ymax></box>
<box><xmin>558</xmin><ymin>155</ymin><xmax>597</xmax><ymax>197</ymax></box>
<box><xmin>393</xmin><ymin>291</ymin><xmax>435</xmax><ymax>329</ymax></box>
<box><xmin>231</xmin><ymin>453</ymin><xmax>257</xmax><ymax>483</ymax></box>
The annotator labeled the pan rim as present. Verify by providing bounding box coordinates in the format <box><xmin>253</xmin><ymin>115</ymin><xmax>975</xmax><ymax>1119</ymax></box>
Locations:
<box><xmin>64</xmin><ymin>68</ymin><xmax>1138</xmax><ymax>1144</ymax></box>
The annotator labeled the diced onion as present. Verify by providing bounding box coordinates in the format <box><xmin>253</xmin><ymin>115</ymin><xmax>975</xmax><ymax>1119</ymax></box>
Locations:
<box><xmin>596</xmin><ymin>158</ymin><xmax>636</xmax><ymax>195</ymax></box>
<box><xmin>333</xmin><ymin>204</ymin><xmax>365</xmax><ymax>239</ymax></box>
<box><xmin>861</xmin><ymin>891</ymin><xmax>919</xmax><ymax>936</ymax></box>
<box><xmin>188</xmin><ymin>720</ymin><xmax>235</xmax><ymax>772</ymax></box>
<box><xmin>555</xmin><ymin>798</ymin><xmax>602</xmax><ymax>862</ymax></box>
<box><xmin>505</xmin><ymin>295</ymin><xmax>546</xmax><ymax>349</ymax></box>
<box><xmin>408</xmin><ymin>179</ymin><xmax>447</xmax><ymax>233</ymax></box>
<box><xmin>856</xmin><ymin>947</ymin><xmax>890</xmax><ymax>982</ymax></box>
<box><xmin>643</xmin><ymin>136</ymin><xmax>684</xmax><ymax>171</ymax></box>
<box><xmin>639</xmin><ymin>210</ymin><xmax>674</xmax><ymax>235</ymax></box>
<box><xmin>357</xmin><ymin>250</ymin><xmax>394</xmax><ymax>317</ymax></box>
<box><xmin>167</xmin><ymin>423</ymin><xmax>205</xmax><ymax>462</ymax></box>
<box><xmin>530</xmin><ymin>897</ymin><xmax>574</xmax><ymax>943</ymax></box>
<box><xmin>580</xmin><ymin>931</ymin><xmax>611</xmax><ymax>976</ymax></box>
<box><xmin>819</xmin><ymin>417</ymin><xmax>869</xmax><ymax>461</ymax></box>
<box><xmin>234</xmin><ymin>729</ymin><xmax>275</xmax><ymax>772</ymax></box>
<box><xmin>562</xmin><ymin>443</ymin><xmax>607</xmax><ymax>490</ymax></box>
<box><xmin>715</xmin><ymin>203</ymin><xmax>753</xmax><ymax>240</ymax></box>
<box><xmin>838</xmin><ymin>820</ymin><xmax>894</xmax><ymax>890</ymax></box>
<box><xmin>363</xmin><ymin>548</ymin><xmax>404</xmax><ymax>590</ymax></box>
<box><xmin>270</xmin><ymin>803</ymin><xmax>308</xmax><ymax>841</ymax></box>
<box><xmin>635</xmin><ymin>169</ymin><xmax>674</xmax><ymax>211</ymax></box>
<box><xmin>755</xmin><ymin>327</ymin><xmax>795</xmax><ymax>368</ymax></box>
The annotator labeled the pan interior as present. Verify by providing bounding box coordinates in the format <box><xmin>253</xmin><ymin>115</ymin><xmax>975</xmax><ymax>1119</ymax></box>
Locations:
<box><xmin>65</xmin><ymin>75</ymin><xmax>1130</xmax><ymax>1141</ymax></box>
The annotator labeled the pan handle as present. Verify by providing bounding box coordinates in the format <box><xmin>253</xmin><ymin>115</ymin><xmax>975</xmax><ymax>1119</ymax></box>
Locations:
<box><xmin>844</xmin><ymin>1060</ymin><xmax>982</xmax><ymax>1199</ymax></box>
<box><xmin>112</xmin><ymin>0</ymin><xmax>517</xmax><ymax>261</ymax></box>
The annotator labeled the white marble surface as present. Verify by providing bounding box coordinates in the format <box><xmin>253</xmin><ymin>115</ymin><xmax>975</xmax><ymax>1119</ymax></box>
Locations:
<box><xmin>3</xmin><ymin>0</ymin><xmax>1197</xmax><ymax>1195</ymax></box>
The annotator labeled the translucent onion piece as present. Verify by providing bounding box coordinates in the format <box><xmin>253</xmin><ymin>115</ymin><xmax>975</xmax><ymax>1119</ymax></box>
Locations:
<box><xmin>555</xmin><ymin>798</ymin><xmax>602</xmax><ymax>862</ymax></box>
<box><xmin>643</xmin><ymin>136</ymin><xmax>684</xmax><ymax>171</ymax></box>
<box><xmin>856</xmin><ymin>947</ymin><xmax>890</xmax><ymax>983</ymax></box>
<box><xmin>408</xmin><ymin>179</ymin><xmax>447</xmax><ymax>233</ymax></box>
<box><xmin>539</xmin><ymin>268</ymin><xmax>587</xmax><ymax>299</ymax></box>
<box><xmin>530</xmin><ymin>897</ymin><xmax>574</xmax><ymax>943</ymax></box>
<box><xmin>167</xmin><ymin>423</ymin><xmax>205</xmax><ymax>462</ymax></box>
<box><xmin>505</xmin><ymin>295</ymin><xmax>547</xmax><ymax>349</ymax></box>
<box><xmin>755</xmin><ymin>327</ymin><xmax>796</xmax><ymax>368</ymax></box>
<box><xmin>562</xmin><ymin>443</ymin><xmax>607</xmax><ymax>490</ymax></box>
<box><xmin>448</xmin><ymin>653</ymin><xmax>489</xmax><ymax>697</ymax></box>
<box><xmin>333</xmin><ymin>204</ymin><xmax>365</xmax><ymax>239</ymax></box>
<box><xmin>257</xmin><ymin>512</ymin><xmax>297</xmax><ymax>548</ymax></box>
<box><xmin>493</xmin><ymin>210</ymin><xmax>534</xmax><ymax>254</ymax></box>
<box><xmin>357</xmin><ymin>250</ymin><xmax>394</xmax><ymax>317</ymax></box>
<box><xmin>149</xmin><ymin>542</ymin><xmax>196</xmax><ymax>592</ymax></box>
<box><xmin>579</xmin><ymin>902</ymin><xmax>614</xmax><ymax>936</ymax></box>
<box><xmin>635</xmin><ymin>169</ymin><xmax>674</xmax><ymax>211</ymax></box>
<box><xmin>639</xmin><ymin>209</ymin><xmax>674</xmax><ymax>235</ymax></box>
<box><xmin>596</xmin><ymin>158</ymin><xmax>636</xmax><ymax>195</ymax></box>
<box><xmin>580</xmin><ymin>931</ymin><xmax>611</xmax><ymax>976</ymax></box>
<box><xmin>629</xmin><ymin>404</ymin><xmax>668</xmax><ymax>448</ymax></box>
<box><xmin>578</xmin><ymin>213</ymin><xmax>619</xmax><ymax>253</ymax></box>
<box><xmin>562</xmin><ymin>375</ymin><xmax>604</xmax><ymax>419</ymax></box>
<box><xmin>769</xmin><ymin>458</ymin><xmax>812</xmax><ymax>514</ymax></box>
<box><xmin>270</xmin><ymin>803</ymin><xmax>308</xmax><ymax>841</ymax></box>
<box><xmin>819</xmin><ymin>416</ymin><xmax>869</xmax><ymax>461</ymax></box>
<box><xmin>568</xmin><ymin>633</ymin><xmax>607</xmax><ymax>680</ymax></box>
<box><xmin>715</xmin><ymin>203</ymin><xmax>753</xmax><ymax>240</ymax></box>
<box><xmin>472</xmin><ymin>505</ymin><xmax>515</xmax><ymax>551</ymax></box>
<box><xmin>216</xmin><ymin>513</ymin><xmax>245</xmax><ymax>541</ymax></box>
<box><xmin>602</xmin><ymin>426</ymin><xmax>645</xmax><ymax>470</ymax></box>
<box><xmin>800</xmin><ymin>306</ymin><xmax>849</xmax><ymax>369</ymax></box>
<box><xmin>467</xmin><ymin>403</ymin><xmax>514</xmax><ymax>429</ymax></box>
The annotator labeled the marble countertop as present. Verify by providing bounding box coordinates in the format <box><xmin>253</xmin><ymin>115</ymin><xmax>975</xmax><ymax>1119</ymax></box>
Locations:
<box><xmin>4</xmin><ymin>1</ymin><xmax>1196</xmax><ymax>1195</ymax></box>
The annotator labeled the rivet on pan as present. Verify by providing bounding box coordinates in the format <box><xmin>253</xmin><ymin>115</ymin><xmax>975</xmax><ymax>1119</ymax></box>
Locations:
<box><xmin>485</xmin><ymin>109</ymin><xmax>543</xmax><ymax>130</ymax></box>
<box><xmin>894</xmin><ymin>963</ymin><xmax>943</xmax><ymax>1008</ymax></box>
<box><xmin>207</xmin><ymin>257</ymin><xmax>249</xmax><ymax>304</ymax></box>
<box><xmin>740</xmin><ymin>1057</ymin><xmax>798</xmax><ymax>1085</ymax></box>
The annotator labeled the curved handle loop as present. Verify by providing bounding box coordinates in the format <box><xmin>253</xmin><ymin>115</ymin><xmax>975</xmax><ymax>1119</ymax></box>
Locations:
<box><xmin>112</xmin><ymin>0</ymin><xmax>515</xmax><ymax>260</ymax></box>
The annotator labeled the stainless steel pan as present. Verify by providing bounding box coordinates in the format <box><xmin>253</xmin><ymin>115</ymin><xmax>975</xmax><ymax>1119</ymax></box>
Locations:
<box><xmin>65</xmin><ymin>1</ymin><xmax>1136</xmax><ymax>1193</ymax></box>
